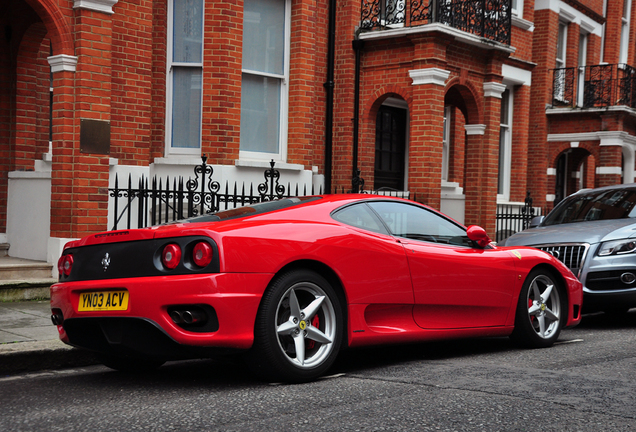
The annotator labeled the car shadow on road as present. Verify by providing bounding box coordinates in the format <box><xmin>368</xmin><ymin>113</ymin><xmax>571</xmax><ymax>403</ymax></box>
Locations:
<box><xmin>331</xmin><ymin>336</ymin><xmax>516</xmax><ymax>376</ymax></box>
<box><xmin>72</xmin><ymin>311</ymin><xmax>636</xmax><ymax>387</ymax></box>
<box><xmin>576</xmin><ymin>309</ymin><xmax>636</xmax><ymax>329</ymax></box>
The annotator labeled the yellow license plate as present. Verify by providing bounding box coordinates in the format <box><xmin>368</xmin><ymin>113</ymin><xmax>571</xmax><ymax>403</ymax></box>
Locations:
<box><xmin>78</xmin><ymin>290</ymin><xmax>129</xmax><ymax>311</ymax></box>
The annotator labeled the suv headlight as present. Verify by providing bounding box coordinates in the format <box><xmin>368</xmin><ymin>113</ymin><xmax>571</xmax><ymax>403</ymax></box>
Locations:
<box><xmin>598</xmin><ymin>239</ymin><xmax>636</xmax><ymax>256</ymax></box>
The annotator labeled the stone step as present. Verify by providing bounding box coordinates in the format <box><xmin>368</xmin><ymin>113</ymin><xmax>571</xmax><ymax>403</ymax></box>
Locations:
<box><xmin>0</xmin><ymin>257</ymin><xmax>54</xmax><ymax>280</ymax></box>
<box><xmin>0</xmin><ymin>279</ymin><xmax>56</xmax><ymax>302</ymax></box>
<box><xmin>0</xmin><ymin>256</ymin><xmax>56</xmax><ymax>301</ymax></box>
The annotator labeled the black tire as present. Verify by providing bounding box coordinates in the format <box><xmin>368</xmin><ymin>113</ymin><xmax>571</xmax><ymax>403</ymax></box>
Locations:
<box><xmin>246</xmin><ymin>269</ymin><xmax>344</xmax><ymax>383</ymax></box>
<box><xmin>97</xmin><ymin>353</ymin><xmax>165</xmax><ymax>373</ymax></box>
<box><xmin>511</xmin><ymin>269</ymin><xmax>566</xmax><ymax>348</ymax></box>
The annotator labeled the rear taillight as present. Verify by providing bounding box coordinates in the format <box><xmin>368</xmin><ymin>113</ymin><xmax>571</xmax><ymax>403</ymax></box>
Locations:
<box><xmin>162</xmin><ymin>243</ymin><xmax>182</xmax><ymax>269</ymax></box>
<box><xmin>192</xmin><ymin>241</ymin><xmax>213</xmax><ymax>267</ymax></box>
<box><xmin>57</xmin><ymin>254</ymin><xmax>73</xmax><ymax>277</ymax></box>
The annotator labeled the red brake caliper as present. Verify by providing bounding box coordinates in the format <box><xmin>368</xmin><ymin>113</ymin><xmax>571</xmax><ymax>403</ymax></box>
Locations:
<box><xmin>307</xmin><ymin>315</ymin><xmax>320</xmax><ymax>349</ymax></box>
<box><xmin>528</xmin><ymin>298</ymin><xmax>535</xmax><ymax>322</ymax></box>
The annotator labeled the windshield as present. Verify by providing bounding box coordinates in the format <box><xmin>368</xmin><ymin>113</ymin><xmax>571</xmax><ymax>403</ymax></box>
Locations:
<box><xmin>183</xmin><ymin>196</ymin><xmax>321</xmax><ymax>223</ymax></box>
<box><xmin>543</xmin><ymin>188</ymin><xmax>636</xmax><ymax>226</ymax></box>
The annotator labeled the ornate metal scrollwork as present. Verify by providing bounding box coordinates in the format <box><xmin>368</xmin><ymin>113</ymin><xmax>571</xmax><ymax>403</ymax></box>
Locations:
<box><xmin>361</xmin><ymin>0</ymin><xmax>382</xmax><ymax>29</ymax></box>
<box><xmin>258</xmin><ymin>160</ymin><xmax>286</xmax><ymax>201</ymax></box>
<box><xmin>617</xmin><ymin>64</ymin><xmax>636</xmax><ymax>108</ymax></box>
<box><xmin>352</xmin><ymin>169</ymin><xmax>365</xmax><ymax>193</ymax></box>
<box><xmin>385</xmin><ymin>0</ymin><xmax>406</xmax><ymax>26</ymax></box>
<box><xmin>410</xmin><ymin>0</ymin><xmax>432</xmax><ymax>24</ymax></box>
<box><xmin>186</xmin><ymin>155</ymin><xmax>221</xmax><ymax>215</ymax></box>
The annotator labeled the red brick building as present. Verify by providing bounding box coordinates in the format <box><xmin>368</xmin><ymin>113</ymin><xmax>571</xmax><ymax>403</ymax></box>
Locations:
<box><xmin>1</xmin><ymin>0</ymin><xmax>635</xmax><ymax>267</ymax></box>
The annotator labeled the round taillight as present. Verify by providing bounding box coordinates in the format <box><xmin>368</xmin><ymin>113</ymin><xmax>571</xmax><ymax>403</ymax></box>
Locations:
<box><xmin>58</xmin><ymin>254</ymin><xmax>73</xmax><ymax>277</ymax></box>
<box><xmin>162</xmin><ymin>244</ymin><xmax>182</xmax><ymax>269</ymax></box>
<box><xmin>192</xmin><ymin>242</ymin><xmax>213</xmax><ymax>267</ymax></box>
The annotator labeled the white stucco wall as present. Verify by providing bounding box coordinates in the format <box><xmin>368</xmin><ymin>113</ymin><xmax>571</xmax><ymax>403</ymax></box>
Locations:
<box><xmin>7</xmin><ymin>171</ymin><xmax>51</xmax><ymax>261</ymax></box>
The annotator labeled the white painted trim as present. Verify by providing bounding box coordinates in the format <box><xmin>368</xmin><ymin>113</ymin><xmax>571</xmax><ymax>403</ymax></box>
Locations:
<box><xmin>465</xmin><ymin>124</ymin><xmax>486</xmax><ymax>135</ymax></box>
<box><xmin>8</xmin><ymin>171</ymin><xmax>51</xmax><ymax>180</ymax></box>
<box><xmin>570</xmin><ymin>142</ymin><xmax>579</xmax><ymax>147</ymax></box>
<box><xmin>74</xmin><ymin>0</ymin><xmax>118</xmax><ymax>14</ymax></box>
<box><xmin>165</xmin><ymin>0</ymin><xmax>205</xmax><ymax>157</ymax></box>
<box><xmin>502</xmin><ymin>64</ymin><xmax>532</xmax><ymax>86</ymax></box>
<box><xmin>535</xmin><ymin>0</ymin><xmax>603</xmax><ymax>36</ymax></box>
<box><xmin>547</xmin><ymin>131</ymin><xmax>636</xmax><ymax>146</ymax></box>
<box><xmin>580</xmin><ymin>20</ymin><xmax>596</xmax><ymax>34</ymax></box>
<box><xmin>547</xmin><ymin>106</ymin><xmax>636</xmax><ymax>117</ymax></box>
<box><xmin>154</xmin><ymin>156</ymin><xmax>205</xmax><ymax>166</ymax></box>
<box><xmin>512</xmin><ymin>15</ymin><xmax>534</xmax><ymax>32</ymax></box>
<box><xmin>546</xmin><ymin>194</ymin><xmax>556</xmax><ymax>202</ymax></box>
<box><xmin>47</xmin><ymin>55</ymin><xmax>78</xmax><ymax>73</ymax></box>
<box><xmin>547</xmin><ymin>168</ymin><xmax>557</xmax><ymax>175</ymax></box>
<box><xmin>560</xmin><ymin>9</ymin><xmax>576</xmax><ymax>23</ymax></box>
<box><xmin>409</xmin><ymin>68</ymin><xmax>450</xmax><ymax>86</ymax></box>
<box><xmin>483</xmin><ymin>82</ymin><xmax>507</xmax><ymax>98</ymax></box>
<box><xmin>596</xmin><ymin>167</ymin><xmax>622</xmax><ymax>175</ymax></box>
<box><xmin>359</xmin><ymin>23</ymin><xmax>516</xmax><ymax>54</ymax></box>
<box><xmin>235</xmin><ymin>159</ymin><xmax>304</xmax><ymax>171</ymax></box>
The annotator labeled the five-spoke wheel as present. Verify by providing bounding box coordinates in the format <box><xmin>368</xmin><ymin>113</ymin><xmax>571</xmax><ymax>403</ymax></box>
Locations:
<box><xmin>247</xmin><ymin>269</ymin><xmax>343</xmax><ymax>382</ymax></box>
<box><xmin>511</xmin><ymin>269</ymin><xmax>565</xmax><ymax>348</ymax></box>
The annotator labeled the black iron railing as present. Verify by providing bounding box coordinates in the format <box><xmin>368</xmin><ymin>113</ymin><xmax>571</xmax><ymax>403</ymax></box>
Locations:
<box><xmin>551</xmin><ymin>63</ymin><xmax>636</xmax><ymax>109</ymax></box>
<box><xmin>109</xmin><ymin>157</ymin><xmax>316</xmax><ymax>230</ymax></box>
<box><xmin>109</xmin><ymin>157</ymin><xmax>413</xmax><ymax>230</ymax></box>
<box><xmin>360</xmin><ymin>0</ymin><xmax>512</xmax><ymax>45</ymax></box>
<box><xmin>495</xmin><ymin>192</ymin><xmax>542</xmax><ymax>243</ymax></box>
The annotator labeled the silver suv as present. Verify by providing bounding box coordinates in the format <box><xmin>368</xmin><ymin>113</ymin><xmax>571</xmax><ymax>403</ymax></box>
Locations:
<box><xmin>501</xmin><ymin>184</ymin><xmax>636</xmax><ymax>314</ymax></box>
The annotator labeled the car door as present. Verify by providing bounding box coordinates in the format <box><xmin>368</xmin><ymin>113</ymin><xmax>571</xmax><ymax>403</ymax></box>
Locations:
<box><xmin>368</xmin><ymin>201</ymin><xmax>517</xmax><ymax>329</ymax></box>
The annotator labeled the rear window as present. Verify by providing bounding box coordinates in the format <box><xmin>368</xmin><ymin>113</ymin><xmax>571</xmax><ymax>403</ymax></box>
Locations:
<box><xmin>184</xmin><ymin>196</ymin><xmax>321</xmax><ymax>223</ymax></box>
<box><xmin>543</xmin><ymin>188</ymin><xmax>636</xmax><ymax>226</ymax></box>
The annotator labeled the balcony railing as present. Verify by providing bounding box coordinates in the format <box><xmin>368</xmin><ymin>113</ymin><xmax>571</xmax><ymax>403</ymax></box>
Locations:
<box><xmin>551</xmin><ymin>64</ymin><xmax>636</xmax><ymax>109</ymax></box>
<box><xmin>360</xmin><ymin>0</ymin><xmax>512</xmax><ymax>45</ymax></box>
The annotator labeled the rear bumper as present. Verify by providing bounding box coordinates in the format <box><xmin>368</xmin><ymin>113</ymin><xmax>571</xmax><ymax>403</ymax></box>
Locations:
<box><xmin>50</xmin><ymin>272</ymin><xmax>273</xmax><ymax>357</ymax></box>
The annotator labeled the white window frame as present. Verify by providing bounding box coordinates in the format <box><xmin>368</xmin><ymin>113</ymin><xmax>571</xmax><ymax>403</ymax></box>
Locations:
<box><xmin>511</xmin><ymin>0</ymin><xmax>524</xmax><ymax>19</ymax></box>
<box><xmin>497</xmin><ymin>88</ymin><xmax>513</xmax><ymax>201</ymax></box>
<box><xmin>442</xmin><ymin>105</ymin><xmax>451</xmax><ymax>182</ymax></box>
<box><xmin>600</xmin><ymin>0</ymin><xmax>608</xmax><ymax>63</ymax></box>
<box><xmin>577</xmin><ymin>32</ymin><xmax>588</xmax><ymax>107</ymax></box>
<box><xmin>554</xmin><ymin>21</ymin><xmax>568</xmax><ymax>102</ymax></box>
<box><xmin>239</xmin><ymin>0</ymin><xmax>291</xmax><ymax>163</ymax></box>
<box><xmin>165</xmin><ymin>0</ymin><xmax>205</xmax><ymax>156</ymax></box>
<box><xmin>619</xmin><ymin>0</ymin><xmax>632</xmax><ymax>64</ymax></box>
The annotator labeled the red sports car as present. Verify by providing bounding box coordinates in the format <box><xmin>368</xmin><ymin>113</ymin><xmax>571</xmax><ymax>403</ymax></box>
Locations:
<box><xmin>51</xmin><ymin>195</ymin><xmax>583</xmax><ymax>382</ymax></box>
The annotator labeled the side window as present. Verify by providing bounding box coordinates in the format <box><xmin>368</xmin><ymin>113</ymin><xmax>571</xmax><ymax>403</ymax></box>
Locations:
<box><xmin>367</xmin><ymin>201</ymin><xmax>468</xmax><ymax>245</ymax></box>
<box><xmin>332</xmin><ymin>204</ymin><xmax>389</xmax><ymax>235</ymax></box>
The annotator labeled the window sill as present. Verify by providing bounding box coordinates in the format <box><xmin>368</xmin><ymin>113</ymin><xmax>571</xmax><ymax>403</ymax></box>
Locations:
<box><xmin>512</xmin><ymin>15</ymin><xmax>534</xmax><ymax>32</ymax></box>
<box><xmin>235</xmin><ymin>159</ymin><xmax>304</xmax><ymax>171</ymax></box>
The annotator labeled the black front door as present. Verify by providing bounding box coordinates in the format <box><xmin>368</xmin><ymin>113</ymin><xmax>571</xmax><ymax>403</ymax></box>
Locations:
<box><xmin>374</xmin><ymin>105</ymin><xmax>406</xmax><ymax>190</ymax></box>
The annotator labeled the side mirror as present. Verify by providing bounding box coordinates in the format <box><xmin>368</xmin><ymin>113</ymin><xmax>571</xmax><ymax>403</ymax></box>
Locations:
<box><xmin>529</xmin><ymin>216</ymin><xmax>544</xmax><ymax>228</ymax></box>
<box><xmin>466</xmin><ymin>225</ymin><xmax>492</xmax><ymax>248</ymax></box>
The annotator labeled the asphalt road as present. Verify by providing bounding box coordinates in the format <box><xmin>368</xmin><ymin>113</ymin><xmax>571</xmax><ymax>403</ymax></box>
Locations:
<box><xmin>1</xmin><ymin>311</ymin><xmax>635</xmax><ymax>431</ymax></box>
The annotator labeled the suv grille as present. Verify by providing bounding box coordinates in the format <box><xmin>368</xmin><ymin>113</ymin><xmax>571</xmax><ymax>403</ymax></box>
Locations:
<box><xmin>534</xmin><ymin>243</ymin><xmax>589</xmax><ymax>277</ymax></box>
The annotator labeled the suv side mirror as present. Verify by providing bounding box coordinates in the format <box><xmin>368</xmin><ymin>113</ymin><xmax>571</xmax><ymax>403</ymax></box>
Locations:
<box><xmin>529</xmin><ymin>216</ymin><xmax>544</xmax><ymax>228</ymax></box>
<box><xmin>466</xmin><ymin>225</ymin><xmax>492</xmax><ymax>248</ymax></box>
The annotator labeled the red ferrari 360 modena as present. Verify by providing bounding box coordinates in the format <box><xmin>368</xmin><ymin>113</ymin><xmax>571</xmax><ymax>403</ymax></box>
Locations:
<box><xmin>51</xmin><ymin>195</ymin><xmax>583</xmax><ymax>382</ymax></box>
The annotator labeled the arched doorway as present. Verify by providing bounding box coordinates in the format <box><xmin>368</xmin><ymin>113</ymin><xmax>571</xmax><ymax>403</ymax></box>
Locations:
<box><xmin>554</xmin><ymin>148</ymin><xmax>595</xmax><ymax>205</ymax></box>
<box><xmin>374</xmin><ymin>97</ymin><xmax>408</xmax><ymax>191</ymax></box>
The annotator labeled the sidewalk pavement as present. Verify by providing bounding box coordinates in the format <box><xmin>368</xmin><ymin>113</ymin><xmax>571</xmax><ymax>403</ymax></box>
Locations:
<box><xmin>0</xmin><ymin>300</ymin><xmax>98</xmax><ymax>375</ymax></box>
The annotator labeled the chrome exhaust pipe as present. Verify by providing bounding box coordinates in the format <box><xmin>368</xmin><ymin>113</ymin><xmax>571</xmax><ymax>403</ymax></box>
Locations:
<box><xmin>169</xmin><ymin>310</ymin><xmax>184</xmax><ymax>324</ymax></box>
<box><xmin>182</xmin><ymin>309</ymin><xmax>205</xmax><ymax>324</ymax></box>
<box><xmin>51</xmin><ymin>309</ymin><xmax>64</xmax><ymax>325</ymax></box>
